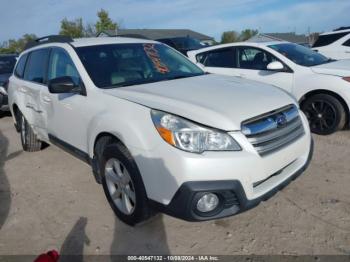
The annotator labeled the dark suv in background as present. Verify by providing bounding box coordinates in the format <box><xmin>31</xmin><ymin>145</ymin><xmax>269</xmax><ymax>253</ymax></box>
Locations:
<box><xmin>157</xmin><ymin>36</ymin><xmax>206</xmax><ymax>56</ymax></box>
<box><xmin>0</xmin><ymin>54</ymin><xmax>17</xmax><ymax>111</ymax></box>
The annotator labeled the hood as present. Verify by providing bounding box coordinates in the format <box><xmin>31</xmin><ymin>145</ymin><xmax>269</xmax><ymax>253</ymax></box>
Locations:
<box><xmin>311</xmin><ymin>59</ymin><xmax>350</xmax><ymax>77</ymax></box>
<box><xmin>103</xmin><ymin>74</ymin><xmax>296</xmax><ymax>131</ymax></box>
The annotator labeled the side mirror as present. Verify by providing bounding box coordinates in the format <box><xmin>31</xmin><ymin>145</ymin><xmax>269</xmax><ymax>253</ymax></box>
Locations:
<box><xmin>267</xmin><ymin>61</ymin><xmax>284</xmax><ymax>71</ymax></box>
<box><xmin>48</xmin><ymin>76</ymin><xmax>82</xmax><ymax>94</ymax></box>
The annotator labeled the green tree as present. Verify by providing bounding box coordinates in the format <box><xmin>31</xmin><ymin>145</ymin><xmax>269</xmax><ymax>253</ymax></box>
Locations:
<box><xmin>239</xmin><ymin>29</ymin><xmax>259</xmax><ymax>41</ymax></box>
<box><xmin>95</xmin><ymin>9</ymin><xmax>117</xmax><ymax>34</ymax></box>
<box><xmin>0</xmin><ymin>34</ymin><xmax>37</xmax><ymax>54</ymax></box>
<box><xmin>221</xmin><ymin>31</ymin><xmax>239</xmax><ymax>44</ymax></box>
<box><xmin>59</xmin><ymin>18</ymin><xmax>85</xmax><ymax>38</ymax></box>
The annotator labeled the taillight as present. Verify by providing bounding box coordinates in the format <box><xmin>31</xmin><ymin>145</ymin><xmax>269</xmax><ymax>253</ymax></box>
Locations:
<box><xmin>343</xmin><ymin>77</ymin><xmax>350</xmax><ymax>83</ymax></box>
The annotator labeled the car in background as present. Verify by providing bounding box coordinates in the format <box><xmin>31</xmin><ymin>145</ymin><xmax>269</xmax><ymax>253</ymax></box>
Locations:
<box><xmin>157</xmin><ymin>36</ymin><xmax>205</xmax><ymax>56</ymax></box>
<box><xmin>0</xmin><ymin>54</ymin><xmax>17</xmax><ymax>112</ymax></box>
<box><xmin>312</xmin><ymin>28</ymin><xmax>350</xmax><ymax>60</ymax></box>
<box><xmin>8</xmin><ymin>36</ymin><xmax>312</xmax><ymax>225</ymax></box>
<box><xmin>188</xmin><ymin>42</ymin><xmax>350</xmax><ymax>135</ymax></box>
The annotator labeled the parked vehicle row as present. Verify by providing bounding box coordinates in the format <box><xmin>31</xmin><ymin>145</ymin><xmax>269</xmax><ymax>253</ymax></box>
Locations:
<box><xmin>0</xmin><ymin>54</ymin><xmax>17</xmax><ymax>112</ymax></box>
<box><xmin>8</xmin><ymin>36</ymin><xmax>313</xmax><ymax>225</ymax></box>
<box><xmin>188</xmin><ymin>41</ymin><xmax>350</xmax><ymax>135</ymax></box>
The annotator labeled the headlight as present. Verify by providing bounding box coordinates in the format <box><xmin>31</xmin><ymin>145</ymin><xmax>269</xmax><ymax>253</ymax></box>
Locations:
<box><xmin>151</xmin><ymin>110</ymin><xmax>241</xmax><ymax>153</ymax></box>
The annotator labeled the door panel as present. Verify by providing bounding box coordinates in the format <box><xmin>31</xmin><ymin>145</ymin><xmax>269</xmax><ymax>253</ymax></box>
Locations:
<box><xmin>234</xmin><ymin>46</ymin><xmax>294</xmax><ymax>92</ymax></box>
<box><xmin>22</xmin><ymin>49</ymin><xmax>50</xmax><ymax>139</ymax></box>
<box><xmin>45</xmin><ymin>48</ymin><xmax>88</xmax><ymax>152</ymax></box>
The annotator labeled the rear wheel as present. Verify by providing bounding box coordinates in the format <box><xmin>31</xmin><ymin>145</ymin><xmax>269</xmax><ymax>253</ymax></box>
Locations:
<box><xmin>100</xmin><ymin>142</ymin><xmax>154</xmax><ymax>226</ymax></box>
<box><xmin>301</xmin><ymin>94</ymin><xmax>346</xmax><ymax>135</ymax></box>
<box><xmin>19</xmin><ymin>112</ymin><xmax>42</xmax><ymax>152</ymax></box>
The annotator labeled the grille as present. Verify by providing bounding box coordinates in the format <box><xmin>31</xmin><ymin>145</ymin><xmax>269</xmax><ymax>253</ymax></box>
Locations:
<box><xmin>242</xmin><ymin>105</ymin><xmax>305</xmax><ymax>156</ymax></box>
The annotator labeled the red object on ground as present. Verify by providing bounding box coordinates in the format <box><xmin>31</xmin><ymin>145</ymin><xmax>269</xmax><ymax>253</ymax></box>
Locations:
<box><xmin>34</xmin><ymin>250</ymin><xmax>59</xmax><ymax>262</ymax></box>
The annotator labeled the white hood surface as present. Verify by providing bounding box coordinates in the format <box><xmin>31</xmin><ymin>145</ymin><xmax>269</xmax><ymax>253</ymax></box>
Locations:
<box><xmin>104</xmin><ymin>74</ymin><xmax>296</xmax><ymax>131</ymax></box>
<box><xmin>311</xmin><ymin>59</ymin><xmax>350</xmax><ymax>77</ymax></box>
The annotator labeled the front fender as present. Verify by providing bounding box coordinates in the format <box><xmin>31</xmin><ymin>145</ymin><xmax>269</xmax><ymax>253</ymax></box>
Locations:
<box><xmin>87</xmin><ymin>105</ymin><xmax>161</xmax><ymax>158</ymax></box>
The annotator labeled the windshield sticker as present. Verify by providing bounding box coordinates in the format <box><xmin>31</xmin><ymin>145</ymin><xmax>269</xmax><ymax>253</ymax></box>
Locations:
<box><xmin>143</xmin><ymin>43</ymin><xmax>170</xmax><ymax>74</ymax></box>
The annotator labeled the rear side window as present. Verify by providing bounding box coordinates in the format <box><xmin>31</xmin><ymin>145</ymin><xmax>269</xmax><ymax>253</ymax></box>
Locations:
<box><xmin>343</xmin><ymin>39</ymin><xmax>350</xmax><ymax>47</ymax></box>
<box><xmin>313</xmin><ymin>32</ymin><xmax>349</xmax><ymax>48</ymax></box>
<box><xmin>14</xmin><ymin>54</ymin><xmax>28</xmax><ymax>78</ymax></box>
<box><xmin>196</xmin><ymin>48</ymin><xmax>237</xmax><ymax>68</ymax></box>
<box><xmin>24</xmin><ymin>49</ymin><xmax>50</xmax><ymax>84</ymax></box>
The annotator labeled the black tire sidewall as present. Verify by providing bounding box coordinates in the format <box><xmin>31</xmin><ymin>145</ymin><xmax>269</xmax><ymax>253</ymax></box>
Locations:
<box><xmin>20</xmin><ymin>114</ymin><xmax>28</xmax><ymax>150</ymax></box>
<box><xmin>302</xmin><ymin>94</ymin><xmax>346</xmax><ymax>135</ymax></box>
<box><xmin>100</xmin><ymin>143</ymin><xmax>150</xmax><ymax>226</ymax></box>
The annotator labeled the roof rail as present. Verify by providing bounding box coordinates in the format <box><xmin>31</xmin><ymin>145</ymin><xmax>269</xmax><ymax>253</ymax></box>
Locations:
<box><xmin>24</xmin><ymin>35</ymin><xmax>74</xmax><ymax>50</ymax></box>
<box><xmin>333</xmin><ymin>26</ymin><xmax>350</xmax><ymax>31</ymax></box>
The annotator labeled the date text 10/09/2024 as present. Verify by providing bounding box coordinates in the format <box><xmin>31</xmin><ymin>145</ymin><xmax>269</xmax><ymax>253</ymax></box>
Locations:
<box><xmin>127</xmin><ymin>256</ymin><xmax>220</xmax><ymax>261</ymax></box>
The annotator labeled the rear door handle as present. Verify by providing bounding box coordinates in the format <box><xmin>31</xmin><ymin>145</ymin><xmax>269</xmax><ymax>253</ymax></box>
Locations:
<box><xmin>19</xmin><ymin>87</ymin><xmax>27</xmax><ymax>93</ymax></box>
<box><xmin>345</xmin><ymin>51</ymin><xmax>350</xmax><ymax>53</ymax></box>
<box><xmin>43</xmin><ymin>96</ymin><xmax>52</xmax><ymax>103</ymax></box>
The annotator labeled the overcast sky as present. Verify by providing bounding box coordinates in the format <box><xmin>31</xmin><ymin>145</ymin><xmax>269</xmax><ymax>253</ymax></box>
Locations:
<box><xmin>1</xmin><ymin>0</ymin><xmax>349</xmax><ymax>42</ymax></box>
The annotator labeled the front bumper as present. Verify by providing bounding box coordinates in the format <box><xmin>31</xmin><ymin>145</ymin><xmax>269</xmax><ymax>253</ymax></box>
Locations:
<box><xmin>150</xmin><ymin>139</ymin><xmax>314</xmax><ymax>222</ymax></box>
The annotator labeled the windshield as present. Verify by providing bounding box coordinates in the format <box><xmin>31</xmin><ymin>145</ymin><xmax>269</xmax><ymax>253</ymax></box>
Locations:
<box><xmin>268</xmin><ymin>43</ymin><xmax>331</xmax><ymax>67</ymax></box>
<box><xmin>76</xmin><ymin>43</ymin><xmax>204</xmax><ymax>88</ymax></box>
<box><xmin>0</xmin><ymin>56</ymin><xmax>17</xmax><ymax>74</ymax></box>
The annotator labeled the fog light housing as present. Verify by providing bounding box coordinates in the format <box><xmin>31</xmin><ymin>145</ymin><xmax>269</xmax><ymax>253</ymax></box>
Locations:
<box><xmin>196</xmin><ymin>193</ymin><xmax>219</xmax><ymax>213</ymax></box>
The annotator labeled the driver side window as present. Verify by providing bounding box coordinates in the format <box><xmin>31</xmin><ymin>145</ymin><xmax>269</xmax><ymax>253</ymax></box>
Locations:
<box><xmin>48</xmin><ymin>48</ymin><xmax>80</xmax><ymax>85</ymax></box>
<box><xmin>238</xmin><ymin>47</ymin><xmax>278</xmax><ymax>70</ymax></box>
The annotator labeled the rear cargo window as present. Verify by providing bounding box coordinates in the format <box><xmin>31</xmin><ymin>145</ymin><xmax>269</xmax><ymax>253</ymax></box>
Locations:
<box><xmin>313</xmin><ymin>32</ymin><xmax>349</xmax><ymax>48</ymax></box>
<box><xmin>343</xmin><ymin>39</ymin><xmax>350</xmax><ymax>47</ymax></box>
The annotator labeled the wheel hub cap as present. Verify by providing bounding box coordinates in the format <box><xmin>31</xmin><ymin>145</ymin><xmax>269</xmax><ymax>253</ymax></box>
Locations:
<box><xmin>105</xmin><ymin>158</ymin><xmax>136</xmax><ymax>215</ymax></box>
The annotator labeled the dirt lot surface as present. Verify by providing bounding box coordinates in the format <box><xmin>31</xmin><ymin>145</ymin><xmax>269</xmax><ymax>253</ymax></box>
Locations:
<box><xmin>1</xmin><ymin>112</ymin><xmax>350</xmax><ymax>256</ymax></box>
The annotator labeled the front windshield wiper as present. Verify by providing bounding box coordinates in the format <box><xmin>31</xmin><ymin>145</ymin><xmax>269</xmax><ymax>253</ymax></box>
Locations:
<box><xmin>104</xmin><ymin>73</ymin><xmax>205</xmax><ymax>89</ymax></box>
<box><xmin>162</xmin><ymin>74</ymin><xmax>203</xmax><ymax>81</ymax></box>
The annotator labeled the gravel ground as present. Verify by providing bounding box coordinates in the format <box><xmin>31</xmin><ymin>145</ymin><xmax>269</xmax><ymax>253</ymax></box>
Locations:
<box><xmin>0</xmin><ymin>112</ymin><xmax>350</xmax><ymax>256</ymax></box>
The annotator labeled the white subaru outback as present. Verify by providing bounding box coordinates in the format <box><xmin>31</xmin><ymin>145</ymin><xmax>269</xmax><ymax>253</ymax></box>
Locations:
<box><xmin>8</xmin><ymin>36</ymin><xmax>313</xmax><ymax>225</ymax></box>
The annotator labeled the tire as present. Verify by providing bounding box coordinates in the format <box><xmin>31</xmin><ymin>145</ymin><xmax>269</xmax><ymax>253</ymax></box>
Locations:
<box><xmin>100</xmin><ymin>142</ymin><xmax>153</xmax><ymax>226</ymax></box>
<box><xmin>301</xmin><ymin>94</ymin><xmax>346</xmax><ymax>135</ymax></box>
<box><xmin>19</xmin><ymin>112</ymin><xmax>42</xmax><ymax>152</ymax></box>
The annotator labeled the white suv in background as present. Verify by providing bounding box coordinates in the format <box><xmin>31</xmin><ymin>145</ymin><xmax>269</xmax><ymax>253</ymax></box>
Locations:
<box><xmin>312</xmin><ymin>28</ymin><xmax>350</xmax><ymax>60</ymax></box>
<box><xmin>188</xmin><ymin>41</ymin><xmax>350</xmax><ymax>135</ymax></box>
<box><xmin>8</xmin><ymin>36</ymin><xmax>313</xmax><ymax>225</ymax></box>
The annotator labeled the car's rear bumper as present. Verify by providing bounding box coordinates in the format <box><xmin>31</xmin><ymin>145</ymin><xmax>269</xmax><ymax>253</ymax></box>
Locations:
<box><xmin>0</xmin><ymin>88</ymin><xmax>8</xmax><ymax>110</ymax></box>
<box><xmin>150</xmin><ymin>139</ymin><xmax>313</xmax><ymax>222</ymax></box>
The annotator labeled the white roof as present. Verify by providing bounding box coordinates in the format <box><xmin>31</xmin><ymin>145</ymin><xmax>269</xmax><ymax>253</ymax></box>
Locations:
<box><xmin>320</xmin><ymin>29</ymin><xmax>350</xmax><ymax>36</ymax></box>
<box><xmin>71</xmin><ymin>37</ymin><xmax>157</xmax><ymax>47</ymax></box>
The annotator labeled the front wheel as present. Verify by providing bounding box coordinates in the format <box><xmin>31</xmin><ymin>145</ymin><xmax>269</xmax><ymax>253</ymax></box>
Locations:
<box><xmin>301</xmin><ymin>94</ymin><xmax>346</xmax><ymax>135</ymax></box>
<box><xmin>100</xmin><ymin>142</ymin><xmax>154</xmax><ymax>226</ymax></box>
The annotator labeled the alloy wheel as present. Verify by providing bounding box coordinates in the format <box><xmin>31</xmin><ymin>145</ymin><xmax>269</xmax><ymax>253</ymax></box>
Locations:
<box><xmin>304</xmin><ymin>100</ymin><xmax>337</xmax><ymax>133</ymax></box>
<box><xmin>21</xmin><ymin>115</ymin><xmax>26</xmax><ymax>144</ymax></box>
<box><xmin>105</xmin><ymin>158</ymin><xmax>136</xmax><ymax>215</ymax></box>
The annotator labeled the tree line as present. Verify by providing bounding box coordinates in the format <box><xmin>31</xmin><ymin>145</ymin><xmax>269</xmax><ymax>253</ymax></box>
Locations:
<box><xmin>0</xmin><ymin>9</ymin><xmax>117</xmax><ymax>54</ymax></box>
<box><xmin>0</xmin><ymin>8</ymin><xmax>259</xmax><ymax>54</ymax></box>
<box><xmin>220</xmin><ymin>29</ymin><xmax>259</xmax><ymax>43</ymax></box>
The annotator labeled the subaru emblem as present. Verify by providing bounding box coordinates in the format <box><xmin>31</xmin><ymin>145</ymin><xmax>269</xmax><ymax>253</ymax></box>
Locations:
<box><xmin>276</xmin><ymin>115</ymin><xmax>287</xmax><ymax>127</ymax></box>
